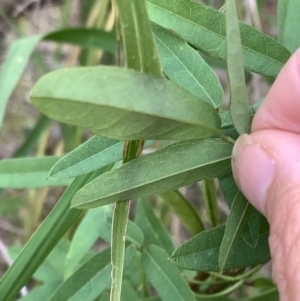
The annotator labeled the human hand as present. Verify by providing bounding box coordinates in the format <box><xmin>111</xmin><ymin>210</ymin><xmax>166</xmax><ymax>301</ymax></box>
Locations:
<box><xmin>232</xmin><ymin>48</ymin><xmax>300</xmax><ymax>301</ymax></box>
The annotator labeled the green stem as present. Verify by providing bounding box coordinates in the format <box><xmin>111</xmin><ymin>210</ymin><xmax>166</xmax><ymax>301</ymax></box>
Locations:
<box><xmin>193</xmin><ymin>279</ymin><xmax>244</xmax><ymax>299</ymax></box>
<box><xmin>110</xmin><ymin>141</ymin><xmax>144</xmax><ymax>301</ymax></box>
<box><xmin>201</xmin><ymin>179</ymin><xmax>219</xmax><ymax>227</ymax></box>
<box><xmin>209</xmin><ymin>265</ymin><xmax>262</xmax><ymax>282</ymax></box>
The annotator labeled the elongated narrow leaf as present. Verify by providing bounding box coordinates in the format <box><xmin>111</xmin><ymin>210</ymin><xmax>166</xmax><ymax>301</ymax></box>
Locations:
<box><xmin>170</xmin><ymin>224</ymin><xmax>270</xmax><ymax>271</ymax></box>
<box><xmin>0</xmin><ymin>156</ymin><xmax>71</xmax><ymax>188</ymax></box>
<box><xmin>226</xmin><ymin>0</ymin><xmax>250</xmax><ymax>134</ymax></box>
<box><xmin>49</xmin><ymin>245</ymin><xmax>136</xmax><ymax>301</ymax></box>
<box><xmin>0</xmin><ymin>167</ymin><xmax>111</xmax><ymax>301</ymax></box>
<box><xmin>152</xmin><ymin>24</ymin><xmax>223</xmax><ymax>108</ymax></box>
<box><xmin>278</xmin><ymin>0</ymin><xmax>300</xmax><ymax>53</ymax></box>
<box><xmin>135</xmin><ymin>200</ymin><xmax>174</xmax><ymax>255</ymax></box>
<box><xmin>142</xmin><ymin>245</ymin><xmax>196</xmax><ymax>301</ymax></box>
<box><xmin>49</xmin><ymin>137</ymin><xmax>153</xmax><ymax>180</ymax></box>
<box><xmin>44</xmin><ymin>28</ymin><xmax>116</xmax><ymax>53</ymax></box>
<box><xmin>64</xmin><ymin>205</ymin><xmax>112</xmax><ymax>278</ymax></box>
<box><xmin>159</xmin><ymin>190</ymin><xmax>204</xmax><ymax>235</ymax></box>
<box><xmin>0</xmin><ymin>36</ymin><xmax>41</xmax><ymax>126</ymax></box>
<box><xmin>146</xmin><ymin>0</ymin><xmax>291</xmax><ymax>77</ymax></box>
<box><xmin>219</xmin><ymin>174</ymin><xmax>264</xmax><ymax>248</ymax></box>
<box><xmin>72</xmin><ymin>139</ymin><xmax>233</xmax><ymax>209</ymax></box>
<box><xmin>30</xmin><ymin>67</ymin><xmax>221</xmax><ymax>142</ymax></box>
<box><xmin>219</xmin><ymin>191</ymin><xmax>254</xmax><ymax>270</ymax></box>
<box><xmin>49</xmin><ymin>136</ymin><xmax>121</xmax><ymax>180</ymax></box>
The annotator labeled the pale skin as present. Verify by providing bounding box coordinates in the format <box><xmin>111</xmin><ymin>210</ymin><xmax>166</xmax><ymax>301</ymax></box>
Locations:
<box><xmin>232</xmin><ymin>48</ymin><xmax>300</xmax><ymax>301</ymax></box>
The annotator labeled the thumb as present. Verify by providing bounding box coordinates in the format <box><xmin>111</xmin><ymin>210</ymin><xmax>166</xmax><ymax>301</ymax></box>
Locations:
<box><xmin>232</xmin><ymin>49</ymin><xmax>300</xmax><ymax>301</ymax></box>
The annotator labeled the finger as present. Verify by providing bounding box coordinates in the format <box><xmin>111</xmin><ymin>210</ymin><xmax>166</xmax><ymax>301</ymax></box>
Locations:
<box><xmin>232</xmin><ymin>131</ymin><xmax>300</xmax><ymax>301</ymax></box>
<box><xmin>252</xmin><ymin>48</ymin><xmax>300</xmax><ymax>133</ymax></box>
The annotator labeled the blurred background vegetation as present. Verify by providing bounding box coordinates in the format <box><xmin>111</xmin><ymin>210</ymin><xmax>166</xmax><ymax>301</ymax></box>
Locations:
<box><xmin>0</xmin><ymin>0</ymin><xmax>278</xmax><ymax>296</ymax></box>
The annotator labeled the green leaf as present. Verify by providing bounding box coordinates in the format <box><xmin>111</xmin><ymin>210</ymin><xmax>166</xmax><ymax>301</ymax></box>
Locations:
<box><xmin>72</xmin><ymin>139</ymin><xmax>233</xmax><ymax>209</ymax></box>
<box><xmin>0</xmin><ymin>36</ymin><xmax>41</xmax><ymax>126</ymax></box>
<box><xmin>30</xmin><ymin>66</ymin><xmax>221</xmax><ymax>142</ymax></box>
<box><xmin>152</xmin><ymin>24</ymin><xmax>223</xmax><ymax>108</ymax></box>
<box><xmin>64</xmin><ymin>205</ymin><xmax>112</xmax><ymax>279</ymax></box>
<box><xmin>0</xmin><ymin>167</ymin><xmax>111</xmax><ymax>301</ymax></box>
<box><xmin>49</xmin><ymin>137</ymin><xmax>153</xmax><ymax>180</ymax></box>
<box><xmin>126</xmin><ymin>220</ymin><xmax>145</xmax><ymax>247</ymax></box>
<box><xmin>146</xmin><ymin>0</ymin><xmax>291</xmax><ymax>77</ymax></box>
<box><xmin>170</xmin><ymin>224</ymin><xmax>270</xmax><ymax>271</ymax></box>
<box><xmin>135</xmin><ymin>201</ymin><xmax>174</xmax><ymax>255</ymax></box>
<box><xmin>219</xmin><ymin>174</ymin><xmax>263</xmax><ymax>248</ymax></box>
<box><xmin>219</xmin><ymin>173</ymin><xmax>239</xmax><ymax>208</ymax></box>
<box><xmin>48</xmin><ymin>245</ymin><xmax>136</xmax><ymax>301</ymax></box>
<box><xmin>218</xmin><ymin>191</ymin><xmax>254</xmax><ymax>271</ymax></box>
<box><xmin>141</xmin><ymin>245</ymin><xmax>196</xmax><ymax>301</ymax></box>
<box><xmin>43</xmin><ymin>28</ymin><xmax>116</xmax><ymax>53</ymax></box>
<box><xmin>241</xmin><ymin>209</ymin><xmax>261</xmax><ymax>249</ymax></box>
<box><xmin>121</xmin><ymin>280</ymin><xmax>141</xmax><ymax>301</ymax></box>
<box><xmin>226</xmin><ymin>0</ymin><xmax>250</xmax><ymax>134</ymax></box>
<box><xmin>278</xmin><ymin>0</ymin><xmax>300</xmax><ymax>53</ymax></box>
<box><xmin>159</xmin><ymin>190</ymin><xmax>204</xmax><ymax>235</ymax></box>
<box><xmin>49</xmin><ymin>136</ymin><xmax>121</xmax><ymax>180</ymax></box>
<box><xmin>0</xmin><ymin>157</ymin><xmax>72</xmax><ymax>188</ymax></box>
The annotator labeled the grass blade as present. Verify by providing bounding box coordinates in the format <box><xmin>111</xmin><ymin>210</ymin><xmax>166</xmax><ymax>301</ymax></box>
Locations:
<box><xmin>0</xmin><ymin>156</ymin><xmax>71</xmax><ymax>188</ymax></box>
<box><xmin>0</xmin><ymin>36</ymin><xmax>41</xmax><ymax>126</ymax></box>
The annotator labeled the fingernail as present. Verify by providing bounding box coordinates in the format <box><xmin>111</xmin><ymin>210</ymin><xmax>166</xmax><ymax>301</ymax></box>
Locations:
<box><xmin>232</xmin><ymin>134</ymin><xmax>276</xmax><ymax>214</ymax></box>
